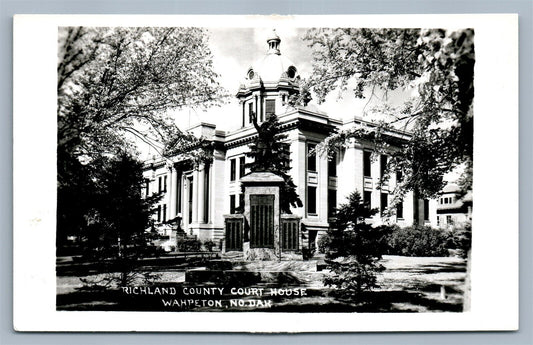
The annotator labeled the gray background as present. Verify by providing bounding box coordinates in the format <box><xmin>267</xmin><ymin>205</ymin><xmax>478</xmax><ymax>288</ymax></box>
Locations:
<box><xmin>2</xmin><ymin>0</ymin><xmax>532</xmax><ymax>344</ymax></box>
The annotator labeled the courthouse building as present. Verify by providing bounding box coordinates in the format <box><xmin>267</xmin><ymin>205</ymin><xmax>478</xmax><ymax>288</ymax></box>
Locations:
<box><xmin>143</xmin><ymin>31</ymin><xmax>437</xmax><ymax>250</ymax></box>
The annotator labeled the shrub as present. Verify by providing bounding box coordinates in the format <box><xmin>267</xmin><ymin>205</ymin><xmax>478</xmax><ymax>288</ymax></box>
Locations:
<box><xmin>322</xmin><ymin>191</ymin><xmax>391</xmax><ymax>300</ymax></box>
<box><xmin>387</xmin><ymin>225</ymin><xmax>452</xmax><ymax>257</ymax></box>
<box><xmin>317</xmin><ymin>234</ymin><xmax>331</xmax><ymax>254</ymax></box>
<box><xmin>202</xmin><ymin>240</ymin><xmax>216</xmax><ymax>252</ymax></box>
<box><xmin>451</xmin><ymin>223</ymin><xmax>472</xmax><ymax>258</ymax></box>
<box><xmin>177</xmin><ymin>238</ymin><xmax>202</xmax><ymax>252</ymax></box>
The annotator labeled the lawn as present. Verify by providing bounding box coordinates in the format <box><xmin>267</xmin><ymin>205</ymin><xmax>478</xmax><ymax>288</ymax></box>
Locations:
<box><xmin>56</xmin><ymin>255</ymin><xmax>467</xmax><ymax>312</ymax></box>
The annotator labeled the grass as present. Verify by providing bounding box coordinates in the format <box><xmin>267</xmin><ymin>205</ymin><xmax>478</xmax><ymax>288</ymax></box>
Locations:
<box><xmin>56</xmin><ymin>255</ymin><xmax>467</xmax><ymax>312</ymax></box>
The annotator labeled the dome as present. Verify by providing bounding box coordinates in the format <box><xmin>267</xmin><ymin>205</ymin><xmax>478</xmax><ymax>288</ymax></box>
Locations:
<box><xmin>243</xmin><ymin>30</ymin><xmax>299</xmax><ymax>86</ymax></box>
<box><xmin>249</xmin><ymin>53</ymin><xmax>298</xmax><ymax>84</ymax></box>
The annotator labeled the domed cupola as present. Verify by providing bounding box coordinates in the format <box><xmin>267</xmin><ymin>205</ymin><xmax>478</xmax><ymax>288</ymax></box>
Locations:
<box><xmin>236</xmin><ymin>30</ymin><xmax>301</xmax><ymax>127</ymax></box>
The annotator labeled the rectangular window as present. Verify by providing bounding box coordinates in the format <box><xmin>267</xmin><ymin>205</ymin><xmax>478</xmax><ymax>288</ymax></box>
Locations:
<box><xmin>363</xmin><ymin>151</ymin><xmax>372</xmax><ymax>177</ymax></box>
<box><xmin>328</xmin><ymin>152</ymin><xmax>337</xmax><ymax>177</ymax></box>
<box><xmin>396</xmin><ymin>170</ymin><xmax>403</xmax><ymax>183</ymax></box>
<box><xmin>447</xmin><ymin>215</ymin><xmax>453</xmax><ymax>225</ymax></box>
<box><xmin>307</xmin><ymin>186</ymin><xmax>317</xmax><ymax>215</ymax></box>
<box><xmin>145</xmin><ymin>180</ymin><xmax>149</xmax><ymax>196</ymax></box>
<box><xmin>204</xmin><ymin>165</ymin><xmax>210</xmax><ymax>223</ymax></box>
<box><xmin>239</xmin><ymin>194</ymin><xmax>245</xmax><ymax>213</ymax></box>
<box><xmin>397</xmin><ymin>200</ymin><xmax>404</xmax><ymax>219</ymax></box>
<box><xmin>380</xmin><ymin>155</ymin><xmax>388</xmax><ymax>177</ymax></box>
<box><xmin>248</xmin><ymin>102</ymin><xmax>253</xmax><ymax>123</ymax></box>
<box><xmin>158</xmin><ymin>176</ymin><xmax>162</xmax><ymax>193</ymax></box>
<box><xmin>188</xmin><ymin>177</ymin><xmax>193</xmax><ymax>224</ymax></box>
<box><xmin>265</xmin><ymin>99</ymin><xmax>275</xmax><ymax>119</ymax></box>
<box><xmin>163</xmin><ymin>204</ymin><xmax>167</xmax><ymax>222</ymax></box>
<box><xmin>163</xmin><ymin>175</ymin><xmax>167</xmax><ymax>192</ymax></box>
<box><xmin>424</xmin><ymin>199</ymin><xmax>429</xmax><ymax>221</ymax></box>
<box><xmin>230</xmin><ymin>195</ymin><xmax>236</xmax><ymax>214</ymax></box>
<box><xmin>437</xmin><ymin>216</ymin><xmax>440</xmax><ymax>226</ymax></box>
<box><xmin>176</xmin><ymin>175</ymin><xmax>182</xmax><ymax>214</ymax></box>
<box><xmin>307</xmin><ymin>144</ymin><xmax>317</xmax><ymax>172</ymax></box>
<box><xmin>157</xmin><ymin>205</ymin><xmax>161</xmax><ymax>222</ymax></box>
<box><xmin>380</xmin><ymin>193</ymin><xmax>388</xmax><ymax>216</ymax></box>
<box><xmin>230</xmin><ymin>159</ymin><xmax>236</xmax><ymax>181</ymax></box>
<box><xmin>239</xmin><ymin>156</ymin><xmax>246</xmax><ymax>178</ymax></box>
<box><xmin>328</xmin><ymin>189</ymin><xmax>337</xmax><ymax>218</ymax></box>
<box><xmin>364</xmin><ymin>191</ymin><xmax>372</xmax><ymax>208</ymax></box>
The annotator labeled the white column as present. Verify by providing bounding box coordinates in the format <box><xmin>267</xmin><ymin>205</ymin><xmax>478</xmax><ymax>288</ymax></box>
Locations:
<box><xmin>192</xmin><ymin>169</ymin><xmax>199</xmax><ymax>224</ymax></box>
<box><xmin>197</xmin><ymin>164</ymin><xmax>205</xmax><ymax>224</ymax></box>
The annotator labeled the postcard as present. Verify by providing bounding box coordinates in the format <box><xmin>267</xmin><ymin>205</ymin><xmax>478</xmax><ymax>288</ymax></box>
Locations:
<box><xmin>13</xmin><ymin>14</ymin><xmax>518</xmax><ymax>332</ymax></box>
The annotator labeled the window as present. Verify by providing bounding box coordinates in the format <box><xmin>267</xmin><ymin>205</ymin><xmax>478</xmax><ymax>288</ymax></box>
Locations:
<box><xmin>328</xmin><ymin>189</ymin><xmax>336</xmax><ymax>218</ymax></box>
<box><xmin>397</xmin><ymin>200</ymin><xmax>404</xmax><ymax>219</ymax></box>
<box><xmin>287</xmin><ymin>66</ymin><xmax>296</xmax><ymax>79</ymax></box>
<box><xmin>307</xmin><ymin>144</ymin><xmax>317</xmax><ymax>172</ymax></box>
<box><xmin>230</xmin><ymin>195</ymin><xmax>236</xmax><ymax>214</ymax></box>
<box><xmin>163</xmin><ymin>175</ymin><xmax>167</xmax><ymax>192</ymax></box>
<box><xmin>163</xmin><ymin>204</ymin><xmax>167</xmax><ymax>222</ymax></box>
<box><xmin>204</xmin><ymin>165</ymin><xmax>210</xmax><ymax>223</ymax></box>
<box><xmin>239</xmin><ymin>156</ymin><xmax>246</xmax><ymax>178</ymax></box>
<box><xmin>265</xmin><ymin>99</ymin><xmax>275</xmax><ymax>119</ymax></box>
<box><xmin>145</xmin><ymin>180</ymin><xmax>149</xmax><ymax>196</ymax></box>
<box><xmin>158</xmin><ymin>176</ymin><xmax>162</xmax><ymax>193</ymax></box>
<box><xmin>424</xmin><ymin>199</ymin><xmax>429</xmax><ymax>221</ymax></box>
<box><xmin>188</xmin><ymin>177</ymin><xmax>193</xmax><ymax>224</ymax></box>
<box><xmin>364</xmin><ymin>191</ymin><xmax>372</xmax><ymax>208</ymax></box>
<box><xmin>380</xmin><ymin>155</ymin><xmax>387</xmax><ymax>177</ymax></box>
<box><xmin>328</xmin><ymin>152</ymin><xmax>337</xmax><ymax>177</ymax></box>
<box><xmin>230</xmin><ymin>159</ymin><xmax>236</xmax><ymax>181</ymax></box>
<box><xmin>176</xmin><ymin>175</ymin><xmax>182</xmax><ymax>214</ymax></box>
<box><xmin>238</xmin><ymin>194</ymin><xmax>244</xmax><ymax>213</ymax></box>
<box><xmin>248</xmin><ymin>102</ymin><xmax>253</xmax><ymax>123</ymax></box>
<box><xmin>396</xmin><ymin>170</ymin><xmax>403</xmax><ymax>183</ymax></box>
<box><xmin>157</xmin><ymin>205</ymin><xmax>161</xmax><ymax>222</ymax></box>
<box><xmin>307</xmin><ymin>186</ymin><xmax>317</xmax><ymax>214</ymax></box>
<box><xmin>437</xmin><ymin>216</ymin><xmax>440</xmax><ymax>226</ymax></box>
<box><xmin>363</xmin><ymin>151</ymin><xmax>372</xmax><ymax>177</ymax></box>
<box><xmin>381</xmin><ymin>193</ymin><xmax>388</xmax><ymax>216</ymax></box>
<box><xmin>446</xmin><ymin>215</ymin><xmax>453</xmax><ymax>225</ymax></box>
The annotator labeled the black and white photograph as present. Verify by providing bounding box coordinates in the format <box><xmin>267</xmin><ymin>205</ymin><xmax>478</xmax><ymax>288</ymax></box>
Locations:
<box><xmin>13</xmin><ymin>14</ymin><xmax>518</xmax><ymax>332</ymax></box>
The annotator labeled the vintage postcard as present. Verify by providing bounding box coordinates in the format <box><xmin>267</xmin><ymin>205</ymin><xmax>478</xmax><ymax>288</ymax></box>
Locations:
<box><xmin>13</xmin><ymin>14</ymin><xmax>518</xmax><ymax>332</ymax></box>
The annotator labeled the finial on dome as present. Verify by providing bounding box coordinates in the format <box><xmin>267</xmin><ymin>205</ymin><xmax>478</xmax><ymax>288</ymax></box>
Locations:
<box><xmin>267</xmin><ymin>29</ymin><xmax>281</xmax><ymax>55</ymax></box>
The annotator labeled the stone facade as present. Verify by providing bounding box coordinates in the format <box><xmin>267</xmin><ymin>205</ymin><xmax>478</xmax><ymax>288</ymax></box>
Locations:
<box><xmin>143</xmin><ymin>31</ymin><xmax>437</xmax><ymax>251</ymax></box>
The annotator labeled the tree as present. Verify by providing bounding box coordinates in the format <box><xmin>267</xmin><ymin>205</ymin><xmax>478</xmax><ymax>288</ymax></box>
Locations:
<box><xmin>304</xmin><ymin>28</ymin><xmax>474</xmax><ymax>199</ymax></box>
<box><xmin>58</xmin><ymin>27</ymin><xmax>225</xmax><ymax>161</ymax></box>
<box><xmin>245</xmin><ymin>112</ymin><xmax>302</xmax><ymax>214</ymax></box>
<box><xmin>89</xmin><ymin>153</ymin><xmax>160</xmax><ymax>257</ymax></box>
<box><xmin>78</xmin><ymin>153</ymin><xmax>163</xmax><ymax>287</ymax></box>
<box><xmin>322</xmin><ymin>191</ymin><xmax>390</xmax><ymax>299</ymax></box>
<box><xmin>57</xmin><ymin>27</ymin><xmax>225</xmax><ymax>247</ymax></box>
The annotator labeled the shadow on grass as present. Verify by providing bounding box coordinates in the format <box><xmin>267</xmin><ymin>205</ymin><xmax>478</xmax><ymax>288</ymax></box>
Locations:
<box><xmin>388</xmin><ymin>262</ymin><xmax>467</xmax><ymax>275</ymax></box>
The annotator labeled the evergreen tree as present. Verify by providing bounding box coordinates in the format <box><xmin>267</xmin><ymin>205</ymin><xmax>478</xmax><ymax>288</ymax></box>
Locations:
<box><xmin>245</xmin><ymin>112</ymin><xmax>302</xmax><ymax>214</ymax></box>
<box><xmin>82</xmin><ymin>153</ymin><xmax>161</xmax><ymax>260</ymax></box>
<box><xmin>322</xmin><ymin>191</ymin><xmax>391</xmax><ymax>300</ymax></box>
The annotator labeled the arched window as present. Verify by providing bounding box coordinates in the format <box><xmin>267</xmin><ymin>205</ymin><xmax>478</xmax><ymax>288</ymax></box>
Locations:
<box><xmin>287</xmin><ymin>66</ymin><xmax>297</xmax><ymax>79</ymax></box>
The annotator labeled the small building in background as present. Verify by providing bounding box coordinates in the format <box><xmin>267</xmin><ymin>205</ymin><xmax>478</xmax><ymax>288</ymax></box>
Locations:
<box><xmin>436</xmin><ymin>184</ymin><xmax>473</xmax><ymax>229</ymax></box>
